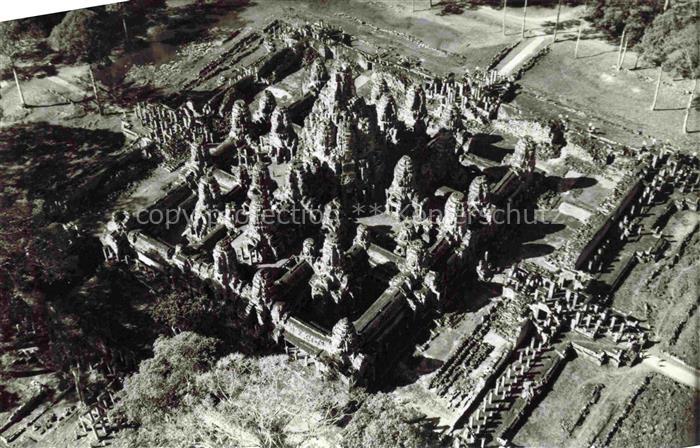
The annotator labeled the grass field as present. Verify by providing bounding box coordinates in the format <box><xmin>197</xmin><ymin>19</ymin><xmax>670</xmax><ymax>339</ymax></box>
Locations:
<box><xmin>608</xmin><ymin>374</ymin><xmax>698</xmax><ymax>448</ymax></box>
<box><xmin>513</xmin><ymin>356</ymin><xmax>644</xmax><ymax>448</ymax></box>
<box><xmin>613</xmin><ymin>211</ymin><xmax>700</xmax><ymax>367</ymax></box>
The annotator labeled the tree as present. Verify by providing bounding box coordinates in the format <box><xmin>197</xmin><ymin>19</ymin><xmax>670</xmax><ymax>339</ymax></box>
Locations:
<box><xmin>0</xmin><ymin>198</ymin><xmax>33</xmax><ymax>291</ymax></box>
<box><xmin>197</xmin><ymin>354</ymin><xmax>353</xmax><ymax>448</ymax></box>
<box><xmin>149</xmin><ymin>289</ymin><xmax>223</xmax><ymax>335</ymax></box>
<box><xmin>617</xmin><ymin>14</ymin><xmax>649</xmax><ymax>69</ymax></box>
<box><xmin>0</xmin><ymin>25</ymin><xmax>27</xmax><ymax>106</ymax></box>
<box><xmin>48</xmin><ymin>10</ymin><xmax>112</xmax><ymax>62</ymax></box>
<box><xmin>637</xmin><ymin>2</ymin><xmax>699</xmax><ymax>79</ymax></box>
<box><xmin>24</xmin><ymin>222</ymin><xmax>83</xmax><ymax>287</ymax></box>
<box><xmin>553</xmin><ymin>0</ymin><xmax>563</xmax><ymax>42</ymax></box>
<box><xmin>119</xmin><ymin>353</ymin><xmax>353</xmax><ymax>448</ymax></box>
<box><xmin>105</xmin><ymin>0</ymin><xmax>167</xmax><ymax>45</ymax></box>
<box><xmin>119</xmin><ymin>332</ymin><xmax>219</xmax><ymax>424</ymax></box>
<box><xmin>573</xmin><ymin>20</ymin><xmax>583</xmax><ymax>58</ymax></box>
<box><xmin>588</xmin><ymin>0</ymin><xmax>662</xmax><ymax>68</ymax></box>
<box><xmin>340</xmin><ymin>393</ymin><xmax>441</xmax><ymax>448</ymax></box>
<box><xmin>683</xmin><ymin>78</ymin><xmax>697</xmax><ymax>133</ymax></box>
<box><xmin>48</xmin><ymin>9</ymin><xmax>113</xmax><ymax>114</ymax></box>
<box><xmin>587</xmin><ymin>0</ymin><xmax>662</xmax><ymax>43</ymax></box>
<box><xmin>651</xmin><ymin>66</ymin><xmax>663</xmax><ymax>110</ymax></box>
<box><xmin>0</xmin><ymin>14</ymin><xmax>69</xmax><ymax>107</ymax></box>
<box><xmin>0</xmin><ymin>14</ymin><xmax>63</xmax><ymax>43</ymax></box>
<box><xmin>587</xmin><ymin>0</ymin><xmax>699</xmax><ymax>75</ymax></box>
<box><xmin>106</xmin><ymin>0</ymin><xmax>166</xmax><ymax>17</ymax></box>
<box><xmin>0</xmin><ymin>198</ymin><xmax>82</xmax><ymax>292</ymax></box>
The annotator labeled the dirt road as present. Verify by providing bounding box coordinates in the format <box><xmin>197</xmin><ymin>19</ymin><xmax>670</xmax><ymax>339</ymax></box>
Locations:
<box><xmin>642</xmin><ymin>352</ymin><xmax>699</xmax><ymax>389</ymax></box>
<box><xmin>498</xmin><ymin>35</ymin><xmax>548</xmax><ymax>75</ymax></box>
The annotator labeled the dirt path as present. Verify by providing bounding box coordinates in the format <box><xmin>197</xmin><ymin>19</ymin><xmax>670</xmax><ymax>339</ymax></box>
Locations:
<box><xmin>494</xmin><ymin>3</ymin><xmax>586</xmax><ymax>76</ymax></box>
<box><xmin>477</xmin><ymin>3</ymin><xmax>584</xmax><ymax>31</ymax></box>
<box><xmin>498</xmin><ymin>35</ymin><xmax>548</xmax><ymax>75</ymax></box>
<box><xmin>641</xmin><ymin>352</ymin><xmax>700</xmax><ymax>390</ymax></box>
<box><xmin>45</xmin><ymin>74</ymin><xmax>85</xmax><ymax>96</ymax></box>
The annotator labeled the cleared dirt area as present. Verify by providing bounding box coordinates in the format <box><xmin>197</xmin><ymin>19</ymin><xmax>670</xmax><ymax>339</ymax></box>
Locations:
<box><xmin>0</xmin><ymin>64</ymin><xmax>123</xmax><ymax>131</ymax></box>
<box><xmin>224</xmin><ymin>1</ymin><xmax>584</xmax><ymax>74</ymax></box>
<box><xmin>517</xmin><ymin>36</ymin><xmax>699</xmax><ymax>152</ymax></box>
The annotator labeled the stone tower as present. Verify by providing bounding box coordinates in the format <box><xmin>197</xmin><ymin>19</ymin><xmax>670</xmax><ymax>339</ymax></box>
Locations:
<box><xmin>229</xmin><ymin>100</ymin><xmax>253</xmax><ymax>141</ymax></box>
<box><xmin>386</xmin><ymin>155</ymin><xmax>420</xmax><ymax>219</ymax></box>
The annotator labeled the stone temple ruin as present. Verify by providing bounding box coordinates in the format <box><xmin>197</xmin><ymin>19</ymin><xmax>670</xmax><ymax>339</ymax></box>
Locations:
<box><xmin>101</xmin><ymin>17</ymin><xmax>698</xmax><ymax>448</ymax></box>
<box><xmin>104</xmin><ymin>18</ymin><xmax>523</xmax><ymax>384</ymax></box>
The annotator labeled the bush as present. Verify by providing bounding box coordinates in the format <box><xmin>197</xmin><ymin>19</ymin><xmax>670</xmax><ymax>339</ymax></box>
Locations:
<box><xmin>0</xmin><ymin>14</ymin><xmax>64</xmax><ymax>41</ymax></box>
<box><xmin>118</xmin><ymin>353</ymin><xmax>355</xmax><ymax>447</ymax></box>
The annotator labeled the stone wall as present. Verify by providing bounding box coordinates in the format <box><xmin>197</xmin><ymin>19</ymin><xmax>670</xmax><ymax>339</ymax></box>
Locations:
<box><xmin>492</xmin><ymin>110</ymin><xmax>553</xmax><ymax>145</ymax></box>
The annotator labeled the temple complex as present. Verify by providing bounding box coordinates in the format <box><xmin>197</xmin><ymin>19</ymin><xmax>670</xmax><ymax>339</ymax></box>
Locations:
<box><xmin>97</xmin><ymin>15</ymin><xmax>698</xmax><ymax>448</ymax></box>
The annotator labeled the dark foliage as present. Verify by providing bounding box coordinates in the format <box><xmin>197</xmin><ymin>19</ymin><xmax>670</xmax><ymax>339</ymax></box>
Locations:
<box><xmin>587</xmin><ymin>0</ymin><xmax>663</xmax><ymax>47</ymax></box>
<box><xmin>0</xmin><ymin>123</ymin><xmax>125</xmax><ymax>208</ymax></box>
<box><xmin>340</xmin><ymin>393</ymin><xmax>441</xmax><ymax>448</ymax></box>
<box><xmin>48</xmin><ymin>9</ymin><xmax>114</xmax><ymax>62</ymax></box>
<box><xmin>0</xmin><ymin>13</ymin><xmax>65</xmax><ymax>40</ymax></box>
<box><xmin>106</xmin><ymin>0</ymin><xmax>167</xmax><ymax>16</ymax></box>
<box><xmin>586</xmin><ymin>0</ymin><xmax>698</xmax><ymax>78</ymax></box>
<box><xmin>637</xmin><ymin>1</ymin><xmax>699</xmax><ymax>78</ymax></box>
<box><xmin>149</xmin><ymin>289</ymin><xmax>226</xmax><ymax>334</ymax></box>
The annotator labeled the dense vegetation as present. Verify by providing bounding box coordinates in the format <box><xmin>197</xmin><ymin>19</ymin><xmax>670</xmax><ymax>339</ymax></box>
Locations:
<box><xmin>115</xmin><ymin>332</ymin><xmax>441</xmax><ymax>448</ymax></box>
<box><xmin>120</xmin><ymin>332</ymin><xmax>220</xmax><ymax>424</ymax></box>
<box><xmin>340</xmin><ymin>393</ymin><xmax>442</xmax><ymax>448</ymax></box>
<box><xmin>149</xmin><ymin>289</ymin><xmax>226</xmax><ymax>334</ymax></box>
<box><xmin>636</xmin><ymin>1</ymin><xmax>700</xmax><ymax>78</ymax></box>
<box><xmin>117</xmin><ymin>333</ymin><xmax>347</xmax><ymax>447</ymax></box>
<box><xmin>47</xmin><ymin>10</ymin><xmax>114</xmax><ymax>62</ymax></box>
<box><xmin>434</xmin><ymin>0</ymin><xmax>698</xmax><ymax>79</ymax></box>
<box><xmin>587</xmin><ymin>0</ymin><xmax>699</xmax><ymax>78</ymax></box>
<box><xmin>0</xmin><ymin>0</ymin><xmax>167</xmax><ymax>70</ymax></box>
